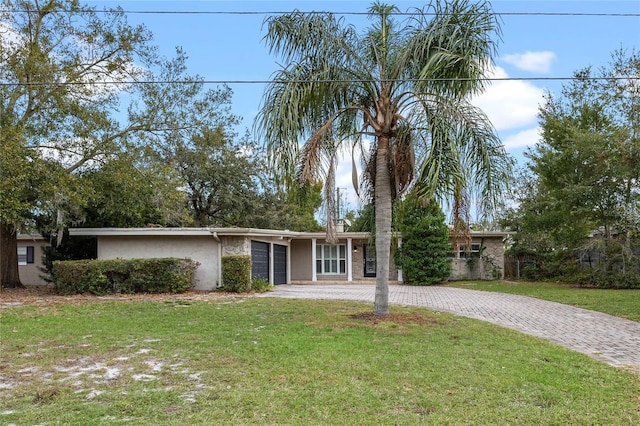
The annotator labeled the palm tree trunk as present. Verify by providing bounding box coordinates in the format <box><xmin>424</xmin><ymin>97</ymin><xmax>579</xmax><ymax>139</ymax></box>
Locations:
<box><xmin>374</xmin><ymin>135</ymin><xmax>392</xmax><ymax>315</ymax></box>
<box><xmin>0</xmin><ymin>220</ymin><xmax>24</xmax><ymax>289</ymax></box>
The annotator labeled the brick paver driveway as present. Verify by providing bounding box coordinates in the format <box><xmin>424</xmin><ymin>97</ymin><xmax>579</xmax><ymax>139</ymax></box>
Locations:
<box><xmin>259</xmin><ymin>284</ymin><xmax>640</xmax><ymax>372</ymax></box>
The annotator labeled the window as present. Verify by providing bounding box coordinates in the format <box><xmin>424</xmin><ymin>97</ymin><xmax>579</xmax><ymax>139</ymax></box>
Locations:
<box><xmin>316</xmin><ymin>244</ymin><xmax>346</xmax><ymax>274</ymax></box>
<box><xmin>17</xmin><ymin>246</ymin><xmax>34</xmax><ymax>266</ymax></box>
<box><xmin>459</xmin><ymin>243</ymin><xmax>482</xmax><ymax>258</ymax></box>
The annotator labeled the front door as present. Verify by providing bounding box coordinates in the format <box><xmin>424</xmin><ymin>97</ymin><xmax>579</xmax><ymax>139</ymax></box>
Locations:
<box><xmin>363</xmin><ymin>245</ymin><xmax>376</xmax><ymax>277</ymax></box>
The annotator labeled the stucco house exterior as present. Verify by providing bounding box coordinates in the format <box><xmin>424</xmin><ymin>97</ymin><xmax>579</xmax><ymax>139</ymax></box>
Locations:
<box><xmin>68</xmin><ymin>227</ymin><xmax>509</xmax><ymax>291</ymax></box>
<box><xmin>16</xmin><ymin>233</ymin><xmax>49</xmax><ymax>286</ymax></box>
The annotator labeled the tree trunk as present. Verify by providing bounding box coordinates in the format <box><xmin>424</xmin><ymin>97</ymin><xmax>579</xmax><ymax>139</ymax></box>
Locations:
<box><xmin>374</xmin><ymin>135</ymin><xmax>392</xmax><ymax>315</ymax></box>
<box><xmin>0</xmin><ymin>220</ymin><xmax>23</xmax><ymax>289</ymax></box>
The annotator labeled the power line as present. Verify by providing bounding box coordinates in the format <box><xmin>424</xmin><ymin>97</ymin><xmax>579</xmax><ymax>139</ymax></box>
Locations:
<box><xmin>1</xmin><ymin>76</ymin><xmax>638</xmax><ymax>87</ymax></box>
<box><xmin>2</xmin><ymin>9</ymin><xmax>640</xmax><ymax>17</ymax></box>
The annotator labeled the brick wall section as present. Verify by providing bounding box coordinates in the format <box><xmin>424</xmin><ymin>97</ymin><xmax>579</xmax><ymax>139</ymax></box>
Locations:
<box><xmin>449</xmin><ymin>237</ymin><xmax>505</xmax><ymax>281</ymax></box>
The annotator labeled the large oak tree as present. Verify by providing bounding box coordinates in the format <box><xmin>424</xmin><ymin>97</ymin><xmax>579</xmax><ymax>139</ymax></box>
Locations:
<box><xmin>0</xmin><ymin>0</ymin><xmax>160</xmax><ymax>287</ymax></box>
<box><xmin>0</xmin><ymin>1</ymin><xmax>239</xmax><ymax>287</ymax></box>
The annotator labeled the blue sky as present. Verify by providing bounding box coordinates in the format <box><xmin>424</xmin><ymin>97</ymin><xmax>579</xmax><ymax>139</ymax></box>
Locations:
<box><xmin>90</xmin><ymin>0</ymin><xmax>639</xmax><ymax>210</ymax></box>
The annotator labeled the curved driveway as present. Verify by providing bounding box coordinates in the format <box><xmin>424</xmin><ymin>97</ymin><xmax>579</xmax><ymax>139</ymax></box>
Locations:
<box><xmin>260</xmin><ymin>284</ymin><xmax>640</xmax><ymax>371</ymax></box>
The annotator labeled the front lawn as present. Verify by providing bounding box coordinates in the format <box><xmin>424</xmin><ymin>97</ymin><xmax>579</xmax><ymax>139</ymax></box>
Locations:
<box><xmin>1</xmin><ymin>297</ymin><xmax>638</xmax><ymax>425</ymax></box>
<box><xmin>447</xmin><ymin>281</ymin><xmax>640</xmax><ymax>322</ymax></box>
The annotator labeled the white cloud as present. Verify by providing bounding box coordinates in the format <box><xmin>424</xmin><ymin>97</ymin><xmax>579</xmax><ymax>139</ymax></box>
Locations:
<box><xmin>472</xmin><ymin>66</ymin><xmax>544</xmax><ymax>131</ymax></box>
<box><xmin>502</xmin><ymin>127</ymin><xmax>541</xmax><ymax>150</ymax></box>
<box><xmin>0</xmin><ymin>19</ymin><xmax>22</xmax><ymax>54</ymax></box>
<box><xmin>502</xmin><ymin>51</ymin><xmax>556</xmax><ymax>73</ymax></box>
<box><xmin>1</xmin><ymin>15</ymin><xmax>141</xmax><ymax>100</ymax></box>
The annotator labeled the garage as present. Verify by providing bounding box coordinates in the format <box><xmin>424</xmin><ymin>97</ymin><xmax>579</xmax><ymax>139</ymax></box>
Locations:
<box><xmin>251</xmin><ymin>240</ymin><xmax>270</xmax><ymax>281</ymax></box>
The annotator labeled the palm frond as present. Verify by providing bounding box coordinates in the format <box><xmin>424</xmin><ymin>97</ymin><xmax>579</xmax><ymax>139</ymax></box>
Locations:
<box><xmin>299</xmin><ymin>118</ymin><xmax>334</xmax><ymax>184</ymax></box>
<box><xmin>391</xmin><ymin>124</ymin><xmax>415</xmax><ymax>198</ymax></box>
<box><xmin>324</xmin><ymin>157</ymin><xmax>338</xmax><ymax>244</ymax></box>
<box><xmin>408</xmin><ymin>91</ymin><xmax>512</xmax><ymax>222</ymax></box>
<box><xmin>351</xmin><ymin>139</ymin><xmax>360</xmax><ymax>197</ymax></box>
<box><xmin>400</xmin><ymin>0</ymin><xmax>500</xmax><ymax>98</ymax></box>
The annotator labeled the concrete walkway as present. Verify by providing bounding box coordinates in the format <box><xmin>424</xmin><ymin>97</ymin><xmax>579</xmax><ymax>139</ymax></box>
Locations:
<box><xmin>259</xmin><ymin>284</ymin><xmax>640</xmax><ymax>372</ymax></box>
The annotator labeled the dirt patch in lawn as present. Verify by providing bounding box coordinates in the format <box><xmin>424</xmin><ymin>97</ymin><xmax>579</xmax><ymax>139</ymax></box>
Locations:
<box><xmin>349</xmin><ymin>312</ymin><xmax>440</xmax><ymax>325</ymax></box>
<box><xmin>0</xmin><ymin>286</ymin><xmax>245</xmax><ymax>308</ymax></box>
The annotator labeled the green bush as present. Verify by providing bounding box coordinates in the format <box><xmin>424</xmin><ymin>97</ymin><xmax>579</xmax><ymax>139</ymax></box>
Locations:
<box><xmin>251</xmin><ymin>277</ymin><xmax>273</xmax><ymax>292</ymax></box>
<box><xmin>221</xmin><ymin>255</ymin><xmax>252</xmax><ymax>293</ymax></box>
<box><xmin>590</xmin><ymin>271</ymin><xmax>640</xmax><ymax>289</ymax></box>
<box><xmin>395</xmin><ymin>197</ymin><xmax>451</xmax><ymax>285</ymax></box>
<box><xmin>52</xmin><ymin>258</ymin><xmax>197</xmax><ymax>295</ymax></box>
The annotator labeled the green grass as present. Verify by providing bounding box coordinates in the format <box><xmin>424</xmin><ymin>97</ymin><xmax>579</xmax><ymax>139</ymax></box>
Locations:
<box><xmin>1</xmin><ymin>298</ymin><xmax>639</xmax><ymax>425</ymax></box>
<box><xmin>446</xmin><ymin>281</ymin><xmax>640</xmax><ymax>322</ymax></box>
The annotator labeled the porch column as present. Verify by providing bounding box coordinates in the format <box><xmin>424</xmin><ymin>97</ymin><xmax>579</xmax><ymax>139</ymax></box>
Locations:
<box><xmin>311</xmin><ymin>238</ymin><xmax>317</xmax><ymax>282</ymax></box>
<box><xmin>397</xmin><ymin>237</ymin><xmax>403</xmax><ymax>283</ymax></box>
<box><xmin>347</xmin><ymin>238</ymin><xmax>353</xmax><ymax>282</ymax></box>
<box><xmin>286</xmin><ymin>240</ymin><xmax>291</xmax><ymax>284</ymax></box>
<box><xmin>217</xmin><ymin>240</ymin><xmax>223</xmax><ymax>287</ymax></box>
<box><xmin>269</xmin><ymin>242</ymin><xmax>274</xmax><ymax>285</ymax></box>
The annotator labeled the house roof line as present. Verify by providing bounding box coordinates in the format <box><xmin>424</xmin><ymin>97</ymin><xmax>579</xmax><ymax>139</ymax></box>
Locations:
<box><xmin>69</xmin><ymin>227</ymin><xmax>512</xmax><ymax>239</ymax></box>
<box><xmin>17</xmin><ymin>233</ymin><xmax>46</xmax><ymax>241</ymax></box>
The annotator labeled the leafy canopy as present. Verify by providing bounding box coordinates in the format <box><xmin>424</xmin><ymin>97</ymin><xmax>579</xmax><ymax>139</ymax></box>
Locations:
<box><xmin>501</xmin><ymin>49</ymin><xmax>640</xmax><ymax>282</ymax></box>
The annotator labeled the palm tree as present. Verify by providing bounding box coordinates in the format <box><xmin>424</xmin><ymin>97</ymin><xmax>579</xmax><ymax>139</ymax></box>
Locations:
<box><xmin>256</xmin><ymin>0</ymin><xmax>512</xmax><ymax>315</ymax></box>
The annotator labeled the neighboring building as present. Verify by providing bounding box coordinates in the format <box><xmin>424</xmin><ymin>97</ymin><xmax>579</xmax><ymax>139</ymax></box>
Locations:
<box><xmin>449</xmin><ymin>232</ymin><xmax>510</xmax><ymax>281</ymax></box>
<box><xmin>17</xmin><ymin>233</ymin><xmax>49</xmax><ymax>286</ymax></box>
<box><xmin>68</xmin><ymin>227</ymin><xmax>509</xmax><ymax>291</ymax></box>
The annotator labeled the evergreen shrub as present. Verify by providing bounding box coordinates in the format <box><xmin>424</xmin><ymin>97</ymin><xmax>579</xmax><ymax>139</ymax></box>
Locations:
<box><xmin>591</xmin><ymin>271</ymin><xmax>640</xmax><ymax>289</ymax></box>
<box><xmin>395</xmin><ymin>197</ymin><xmax>451</xmax><ymax>285</ymax></box>
<box><xmin>52</xmin><ymin>258</ymin><xmax>197</xmax><ymax>295</ymax></box>
<box><xmin>221</xmin><ymin>255</ymin><xmax>252</xmax><ymax>292</ymax></box>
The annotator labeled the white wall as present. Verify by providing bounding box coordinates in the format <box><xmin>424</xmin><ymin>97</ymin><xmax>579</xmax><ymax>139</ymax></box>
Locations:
<box><xmin>98</xmin><ymin>235</ymin><xmax>219</xmax><ymax>290</ymax></box>
<box><xmin>17</xmin><ymin>237</ymin><xmax>49</xmax><ymax>286</ymax></box>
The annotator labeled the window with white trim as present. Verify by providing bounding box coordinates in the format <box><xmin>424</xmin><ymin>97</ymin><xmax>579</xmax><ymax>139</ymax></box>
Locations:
<box><xmin>316</xmin><ymin>244</ymin><xmax>346</xmax><ymax>274</ymax></box>
<box><xmin>17</xmin><ymin>246</ymin><xmax>34</xmax><ymax>266</ymax></box>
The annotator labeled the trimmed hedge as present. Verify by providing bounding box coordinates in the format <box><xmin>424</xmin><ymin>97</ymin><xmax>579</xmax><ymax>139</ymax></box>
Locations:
<box><xmin>221</xmin><ymin>255</ymin><xmax>252</xmax><ymax>293</ymax></box>
<box><xmin>52</xmin><ymin>258</ymin><xmax>198</xmax><ymax>295</ymax></box>
<box><xmin>588</xmin><ymin>271</ymin><xmax>640</xmax><ymax>289</ymax></box>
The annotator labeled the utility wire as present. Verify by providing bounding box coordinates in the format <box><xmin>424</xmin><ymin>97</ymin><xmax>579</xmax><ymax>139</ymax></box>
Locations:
<box><xmin>2</xmin><ymin>9</ymin><xmax>640</xmax><ymax>17</ymax></box>
<box><xmin>1</xmin><ymin>76</ymin><xmax>638</xmax><ymax>87</ymax></box>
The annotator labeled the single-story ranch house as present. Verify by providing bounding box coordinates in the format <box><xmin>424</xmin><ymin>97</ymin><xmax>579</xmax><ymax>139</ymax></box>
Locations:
<box><xmin>68</xmin><ymin>227</ymin><xmax>510</xmax><ymax>291</ymax></box>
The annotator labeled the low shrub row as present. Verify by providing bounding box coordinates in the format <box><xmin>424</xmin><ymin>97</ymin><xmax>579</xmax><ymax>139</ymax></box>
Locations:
<box><xmin>579</xmin><ymin>271</ymin><xmax>640</xmax><ymax>289</ymax></box>
<box><xmin>510</xmin><ymin>255</ymin><xmax>640</xmax><ymax>289</ymax></box>
<box><xmin>52</xmin><ymin>258</ymin><xmax>198</xmax><ymax>295</ymax></box>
